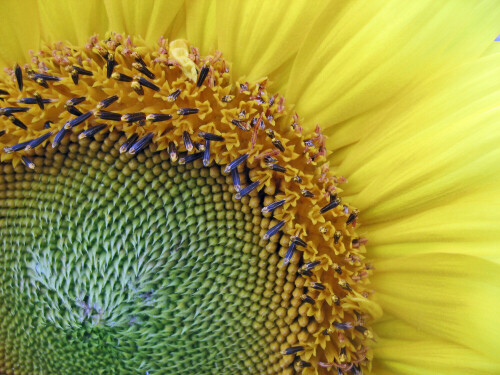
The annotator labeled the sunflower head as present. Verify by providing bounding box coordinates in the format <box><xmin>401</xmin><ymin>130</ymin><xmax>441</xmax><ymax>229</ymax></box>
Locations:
<box><xmin>2</xmin><ymin>0</ymin><xmax>500</xmax><ymax>374</ymax></box>
<box><xmin>0</xmin><ymin>32</ymin><xmax>378</xmax><ymax>374</ymax></box>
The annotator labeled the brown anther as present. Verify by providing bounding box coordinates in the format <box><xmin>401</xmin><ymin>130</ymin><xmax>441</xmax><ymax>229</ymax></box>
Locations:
<box><xmin>231</xmin><ymin>119</ymin><xmax>250</xmax><ymax>131</ymax></box>
<box><xmin>168</xmin><ymin>141</ymin><xmax>178</xmax><ymax>162</ymax></box>
<box><xmin>295</xmin><ymin>361</ymin><xmax>312</xmax><ymax>370</ymax></box>
<box><xmin>301</xmin><ymin>189</ymin><xmax>314</xmax><ymax>198</ymax></box>
<box><xmin>307</xmin><ymin>282</ymin><xmax>325</xmax><ymax>291</ymax></box>
<box><xmin>290</xmin><ymin>236</ymin><xmax>307</xmax><ymax>248</ymax></box>
<box><xmin>8</xmin><ymin>115</ymin><xmax>27</xmax><ymax>130</ymax></box>
<box><xmin>304</xmin><ymin>139</ymin><xmax>314</xmax><ymax>148</ymax></box>
<box><xmin>121</xmin><ymin>112</ymin><xmax>146</xmax><ymax>123</ymax></box>
<box><xmin>265</xmin><ymin>129</ymin><xmax>275</xmax><ymax>139</ymax></box>
<box><xmin>196</xmin><ymin>65</ymin><xmax>209</xmax><ymax>87</ymax></box>
<box><xmin>134</xmin><ymin>75</ymin><xmax>160</xmax><ymax>91</ymax></box>
<box><xmin>352</xmin><ymin>238</ymin><xmax>368</xmax><ymax>249</ymax></box>
<box><xmin>14</xmin><ymin>64</ymin><xmax>23</xmax><ymax>91</ymax></box>
<box><xmin>194</xmin><ymin>141</ymin><xmax>205</xmax><ymax>151</ymax></box>
<box><xmin>320</xmin><ymin>198</ymin><xmax>341</xmax><ymax>214</ymax></box>
<box><xmin>131</xmin><ymin>81</ymin><xmax>144</xmax><ymax>95</ymax></box>
<box><xmin>299</xmin><ymin>261</ymin><xmax>321</xmax><ymax>274</ymax></box>
<box><xmin>35</xmin><ymin>78</ymin><xmax>48</xmax><ymax>88</ymax></box>
<box><xmin>106</xmin><ymin>52</ymin><xmax>117</xmax><ymax>78</ymax></box>
<box><xmin>177</xmin><ymin>108</ymin><xmax>199</xmax><ymax>116</ymax></box>
<box><xmin>332</xmin><ymin>263</ymin><xmax>342</xmax><ymax>275</ymax></box>
<box><xmin>131</xmin><ymin>51</ymin><xmax>146</xmax><ymax>66</ymax></box>
<box><xmin>346</xmin><ymin>209</ymin><xmax>359</xmax><ymax>225</ymax></box>
<box><xmin>281</xmin><ymin>346</ymin><xmax>305</xmax><ymax>355</ymax></box>
<box><xmin>333</xmin><ymin>322</ymin><xmax>353</xmax><ymax>331</ymax></box>
<box><xmin>112</xmin><ymin>72</ymin><xmax>133</xmax><ymax>82</ymax></box>
<box><xmin>263</xmin><ymin>155</ymin><xmax>278</xmax><ymax>164</ymax></box>
<box><xmin>322</xmin><ymin>328</ymin><xmax>333</xmax><ymax>336</ymax></box>
<box><xmin>70</xmin><ymin>69</ymin><xmax>79</xmax><ymax>84</ymax></box>
<box><xmin>34</xmin><ymin>92</ymin><xmax>44</xmax><ymax>110</ymax></box>
<box><xmin>239</xmin><ymin>83</ymin><xmax>249</xmax><ymax>92</ymax></box>
<box><xmin>21</xmin><ymin>155</ymin><xmax>35</xmax><ymax>169</ymax></box>
<box><xmin>182</xmin><ymin>131</ymin><xmax>193</xmax><ymax>151</ymax></box>
<box><xmin>334</xmin><ymin>231</ymin><xmax>342</xmax><ymax>244</ymax></box>
<box><xmin>338</xmin><ymin>280</ymin><xmax>351</xmax><ymax>291</ymax></box>
<box><xmin>132</xmin><ymin>61</ymin><xmax>155</xmax><ymax>79</ymax></box>
<box><xmin>355</xmin><ymin>326</ymin><xmax>374</xmax><ymax>339</ymax></box>
<box><xmin>301</xmin><ymin>294</ymin><xmax>315</xmax><ymax>304</ymax></box>
<box><xmin>167</xmin><ymin>89</ymin><xmax>181</xmax><ymax>102</ymax></box>
<box><xmin>272</xmin><ymin>138</ymin><xmax>285</xmax><ymax>152</ymax></box>
<box><xmin>266</xmin><ymin>163</ymin><xmax>286</xmax><ymax>173</ymax></box>
<box><xmin>119</xmin><ymin>134</ymin><xmax>139</xmax><ymax>154</ymax></box>
<box><xmin>264</xmin><ymin>156</ymin><xmax>278</xmax><ymax>165</ymax></box>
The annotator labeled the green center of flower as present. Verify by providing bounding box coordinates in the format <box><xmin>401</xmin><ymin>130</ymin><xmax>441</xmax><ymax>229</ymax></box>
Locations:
<box><xmin>1</xmin><ymin>132</ymin><xmax>292</xmax><ymax>373</ymax></box>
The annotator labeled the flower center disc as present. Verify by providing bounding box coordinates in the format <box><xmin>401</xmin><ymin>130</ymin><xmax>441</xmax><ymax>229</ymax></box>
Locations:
<box><xmin>0</xmin><ymin>34</ymin><xmax>376</xmax><ymax>375</ymax></box>
<box><xmin>1</xmin><ymin>134</ymin><xmax>290</xmax><ymax>373</ymax></box>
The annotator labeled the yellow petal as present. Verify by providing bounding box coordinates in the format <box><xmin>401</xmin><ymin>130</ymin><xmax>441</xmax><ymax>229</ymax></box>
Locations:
<box><xmin>287</xmin><ymin>1</ymin><xmax>500</xmax><ymax>145</ymax></box>
<box><xmin>364</xmin><ymin>189</ymin><xmax>500</xmax><ymax>264</ymax></box>
<box><xmin>483</xmin><ymin>40</ymin><xmax>500</xmax><ymax>56</ymax></box>
<box><xmin>373</xmin><ymin>316</ymin><xmax>500</xmax><ymax>374</ymax></box>
<box><xmin>38</xmin><ymin>0</ymin><xmax>108</xmax><ymax>45</ymax></box>
<box><xmin>371</xmin><ymin>313</ymin><xmax>498</xmax><ymax>374</ymax></box>
<box><xmin>185</xmin><ymin>0</ymin><xmax>217</xmax><ymax>56</ymax></box>
<box><xmin>0</xmin><ymin>0</ymin><xmax>41</xmax><ymax>65</ymax></box>
<box><xmin>216</xmin><ymin>0</ymin><xmax>327</xmax><ymax>84</ymax></box>
<box><xmin>168</xmin><ymin>5</ymin><xmax>188</xmax><ymax>42</ymax></box>
<box><xmin>373</xmin><ymin>314</ymin><xmax>430</xmax><ymax>342</ymax></box>
<box><xmin>337</xmin><ymin>54</ymin><xmax>500</xmax><ymax>262</ymax></box>
<box><xmin>103</xmin><ymin>0</ymin><xmax>183</xmax><ymax>41</ymax></box>
<box><xmin>372</xmin><ymin>253</ymin><xmax>500</xmax><ymax>362</ymax></box>
<box><xmin>374</xmin><ymin>337</ymin><xmax>500</xmax><ymax>375</ymax></box>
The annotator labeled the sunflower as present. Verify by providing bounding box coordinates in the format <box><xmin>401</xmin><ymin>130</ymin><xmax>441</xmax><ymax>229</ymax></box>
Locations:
<box><xmin>0</xmin><ymin>1</ymin><xmax>499</xmax><ymax>374</ymax></box>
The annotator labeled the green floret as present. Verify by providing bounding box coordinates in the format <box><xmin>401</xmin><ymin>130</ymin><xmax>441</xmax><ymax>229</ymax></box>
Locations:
<box><xmin>0</xmin><ymin>132</ymin><xmax>287</xmax><ymax>374</ymax></box>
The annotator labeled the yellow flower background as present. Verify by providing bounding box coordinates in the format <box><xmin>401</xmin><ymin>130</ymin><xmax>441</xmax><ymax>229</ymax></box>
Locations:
<box><xmin>1</xmin><ymin>0</ymin><xmax>499</xmax><ymax>374</ymax></box>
